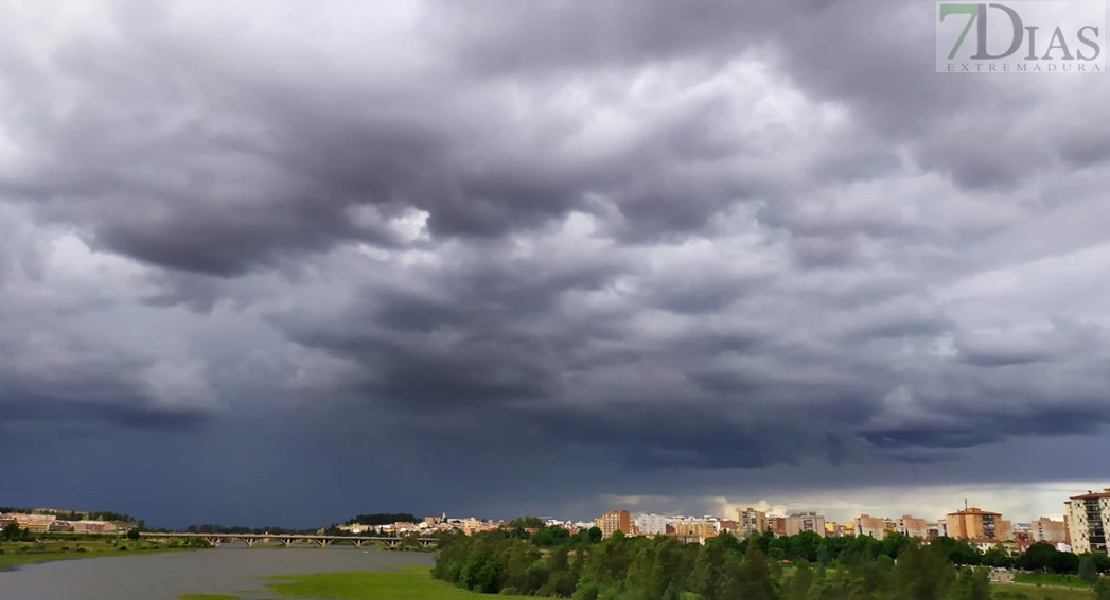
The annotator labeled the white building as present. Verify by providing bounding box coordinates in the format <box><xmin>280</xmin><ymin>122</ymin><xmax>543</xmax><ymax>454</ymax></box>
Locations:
<box><xmin>1067</xmin><ymin>489</ymin><xmax>1110</xmax><ymax>555</ymax></box>
<box><xmin>634</xmin><ymin>513</ymin><xmax>668</xmax><ymax>536</ymax></box>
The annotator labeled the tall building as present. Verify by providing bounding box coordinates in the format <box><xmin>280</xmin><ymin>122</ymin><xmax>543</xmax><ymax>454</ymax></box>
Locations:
<box><xmin>1067</xmin><ymin>489</ymin><xmax>1110</xmax><ymax>555</ymax></box>
<box><xmin>633</xmin><ymin>513</ymin><xmax>668</xmax><ymax>536</ymax></box>
<box><xmin>855</xmin><ymin>514</ymin><xmax>886</xmax><ymax>539</ymax></box>
<box><xmin>1031</xmin><ymin>517</ymin><xmax>1068</xmax><ymax>543</ymax></box>
<box><xmin>600</xmin><ymin>510</ymin><xmax>632</xmax><ymax>539</ymax></box>
<box><xmin>738</xmin><ymin>508</ymin><xmax>767</xmax><ymax>537</ymax></box>
<box><xmin>786</xmin><ymin>512</ymin><xmax>827</xmax><ymax>537</ymax></box>
<box><xmin>946</xmin><ymin>507</ymin><xmax>1010</xmax><ymax>541</ymax></box>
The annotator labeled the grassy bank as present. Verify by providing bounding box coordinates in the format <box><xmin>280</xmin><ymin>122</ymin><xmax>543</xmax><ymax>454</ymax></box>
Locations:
<box><xmin>0</xmin><ymin>538</ymin><xmax>198</xmax><ymax>571</ymax></box>
<box><xmin>248</xmin><ymin>565</ymin><xmax>532</xmax><ymax>600</ymax></box>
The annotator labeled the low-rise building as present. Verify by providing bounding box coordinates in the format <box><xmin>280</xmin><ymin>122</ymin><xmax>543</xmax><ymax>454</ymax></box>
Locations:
<box><xmin>9</xmin><ymin>513</ymin><xmax>56</xmax><ymax>532</ymax></box>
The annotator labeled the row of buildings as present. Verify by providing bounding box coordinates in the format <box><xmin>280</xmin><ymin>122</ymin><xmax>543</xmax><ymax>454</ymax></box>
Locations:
<box><xmin>0</xmin><ymin>512</ymin><xmax>121</xmax><ymax>534</ymax></box>
<box><xmin>592</xmin><ymin>487</ymin><xmax>1110</xmax><ymax>556</ymax></box>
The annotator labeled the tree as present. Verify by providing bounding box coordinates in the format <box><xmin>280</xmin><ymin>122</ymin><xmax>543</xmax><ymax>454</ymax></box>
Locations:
<box><xmin>736</xmin><ymin>533</ymin><xmax>777</xmax><ymax>600</ymax></box>
<box><xmin>532</xmin><ymin>526</ymin><xmax>571</xmax><ymax>548</ymax></box>
<box><xmin>948</xmin><ymin>567</ymin><xmax>990</xmax><ymax>600</ymax></box>
<box><xmin>127</xmin><ymin>527</ymin><xmax>141</xmax><ymax>541</ymax></box>
<box><xmin>1</xmin><ymin>522</ymin><xmax>21</xmax><ymax>541</ymax></box>
<box><xmin>688</xmin><ymin>536</ymin><xmax>726</xmax><ymax>600</ymax></box>
<box><xmin>510</xmin><ymin>516</ymin><xmax>545</xmax><ymax>529</ymax></box>
<box><xmin>983</xmin><ymin>544</ymin><xmax>1013</xmax><ymax>569</ymax></box>
<box><xmin>586</xmin><ymin>527</ymin><xmax>603</xmax><ymax>544</ymax></box>
<box><xmin>1080</xmin><ymin>556</ymin><xmax>1099</xmax><ymax>583</ymax></box>
<box><xmin>1096</xmin><ymin>577</ymin><xmax>1110</xmax><ymax>600</ymax></box>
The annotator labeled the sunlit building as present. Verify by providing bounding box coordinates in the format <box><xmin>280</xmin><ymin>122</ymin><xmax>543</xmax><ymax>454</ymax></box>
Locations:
<box><xmin>1067</xmin><ymin>489</ymin><xmax>1110</xmax><ymax>555</ymax></box>
<box><xmin>600</xmin><ymin>510</ymin><xmax>632</xmax><ymax>539</ymax></box>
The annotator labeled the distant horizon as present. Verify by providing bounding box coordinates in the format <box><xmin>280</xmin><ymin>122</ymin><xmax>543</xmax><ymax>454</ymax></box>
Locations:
<box><xmin>3</xmin><ymin>0</ymin><xmax>1110</xmax><ymax>531</ymax></box>
<box><xmin>6</xmin><ymin>481</ymin><xmax>1102</xmax><ymax>531</ymax></box>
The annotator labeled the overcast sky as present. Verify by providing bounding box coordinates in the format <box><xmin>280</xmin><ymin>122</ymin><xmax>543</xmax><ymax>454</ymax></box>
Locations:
<box><xmin>1</xmin><ymin>0</ymin><xmax>1109</xmax><ymax>529</ymax></box>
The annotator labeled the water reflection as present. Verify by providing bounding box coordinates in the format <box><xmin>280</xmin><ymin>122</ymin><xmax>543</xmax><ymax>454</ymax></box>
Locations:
<box><xmin>0</xmin><ymin>546</ymin><xmax>434</xmax><ymax>600</ymax></box>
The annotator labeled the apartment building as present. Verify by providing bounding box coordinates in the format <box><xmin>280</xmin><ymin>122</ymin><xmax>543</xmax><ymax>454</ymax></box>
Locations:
<box><xmin>786</xmin><ymin>512</ymin><xmax>827</xmax><ymax>537</ymax></box>
<box><xmin>1031</xmin><ymin>517</ymin><xmax>1068</xmax><ymax>544</ymax></box>
<box><xmin>855</xmin><ymin>514</ymin><xmax>886</xmax><ymax>539</ymax></box>
<box><xmin>769</xmin><ymin>517</ymin><xmax>788</xmax><ymax>537</ymax></box>
<box><xmin>674</xmin><ymin>522</ymin><xmax>717</xmax><ymax>538</ymax></box>
<box><xmin>738</xmin><ymin>508</ymin><xmax>767</xmax><ymax>537</ymax></box>
<box><xmin>947</xmin><ymin>508</ymin><xmax>1011</xmax><ymax>542</ymax></box>
<box><xmin>600</xmin><ymin>510</ymin><xmax>632</xmax><ymax>539</ymax></box>
<box><xmin>634</xmin><ymin>513</ymin><xmax>668</xmax><ymax>536</ymax></box>
<box><xmin>898</xmin><ymin>515</ymin><xmax>930</xmax><ymax>540</ymax></box>
<box><xmin>1066</xmin><ymin>489</ymin><xmax>1110</xmax><ymax>555</ymax></box>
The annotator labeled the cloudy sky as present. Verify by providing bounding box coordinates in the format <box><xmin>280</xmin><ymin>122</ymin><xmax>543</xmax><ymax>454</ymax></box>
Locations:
<box><xmin>1</xmin><ymin>0</ymin><xmax>1109</xmax><ymax>528</ymax></box>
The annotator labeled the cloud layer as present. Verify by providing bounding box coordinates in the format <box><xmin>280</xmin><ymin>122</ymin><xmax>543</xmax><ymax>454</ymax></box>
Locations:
<box><xmin>1</xmin><ymin>0</ymin><xmax>1109</xmax><ymax>525</ymax></box>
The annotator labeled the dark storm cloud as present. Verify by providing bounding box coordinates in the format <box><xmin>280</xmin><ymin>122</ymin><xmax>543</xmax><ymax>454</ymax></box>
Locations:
<box><xmin>2</xmin><ymin>0</ymin><xmax>1110</xmax><ymax>524</ymax></box>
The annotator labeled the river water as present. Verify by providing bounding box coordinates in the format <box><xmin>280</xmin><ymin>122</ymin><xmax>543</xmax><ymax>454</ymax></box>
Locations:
<box><xmin>0</xmin><ymin>546</ymin><xmax>434</xmax><ymax>600</ymax></box>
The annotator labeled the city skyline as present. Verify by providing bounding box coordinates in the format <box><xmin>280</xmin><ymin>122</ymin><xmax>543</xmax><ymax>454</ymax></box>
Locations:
<box><xmin>2</xmin><ymin>0</ymin><xmax>1110</xmax><ymax>528</ymax></box>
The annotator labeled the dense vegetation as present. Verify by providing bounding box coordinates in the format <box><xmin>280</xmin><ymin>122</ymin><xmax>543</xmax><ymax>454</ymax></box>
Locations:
<box><xmin>434</xmin><ymin>527</ymin><xmax>1110</xmax><ymax>600</ymax></box>
<box><xmin>178</xmin><ymin>524</ymin><xmax>320</xmax><ymax>535</ymax></box>
<box><xmin>347</xmin><ymin>513</ymin><xmax>420</xmax><ymax>526</ymax></box>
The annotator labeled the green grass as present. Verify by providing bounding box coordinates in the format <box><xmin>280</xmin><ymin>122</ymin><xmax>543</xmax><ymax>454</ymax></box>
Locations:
<box><xmin>1013</xmin><ymin>573</ymin><xmax>1094</xmax><ymax>588</ymax></box>
<box><xmin>178</xmin><ymin>595</ymin><xmax>239</xmax><ymax>600</ymax></box>
<box><xmin>993</xmin><ymin>582</ymin><xmax>1095</xmax><ymax>600</ymax></box>
<box><xmin>259</xmin><ymin>565</ymin><xmax>533</xmax><ymax>600</ymax></box>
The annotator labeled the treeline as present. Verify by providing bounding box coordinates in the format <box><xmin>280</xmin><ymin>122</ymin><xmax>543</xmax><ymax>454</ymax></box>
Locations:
<box><xmin>2</xmin><ymin>522</ymin><xmax>32</xmax><ymax>541</ymax></box>
<box><xmin>434</xmin><ymin>528</ymin><xmax>1019</xmax><ymax>600</ymax></box>
<box><xmin>180</xmin><ymin>524</ymin><xmax>319</xmax><ymax>535</ymax></box>
<box><xmin>346</xmin><ymin>513</ymin><xmax>418</xmax><ymax>525</ymax></box>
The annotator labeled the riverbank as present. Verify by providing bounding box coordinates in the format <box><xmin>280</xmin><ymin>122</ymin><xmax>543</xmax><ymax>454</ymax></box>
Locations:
<box><xmin>0</xmin><ymin>538</ymin><xmax>199</xmax><ymax>571</ymax></box>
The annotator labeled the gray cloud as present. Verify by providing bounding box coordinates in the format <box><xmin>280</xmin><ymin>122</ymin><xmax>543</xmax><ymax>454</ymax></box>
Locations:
<box><xmin>1</xmin><ymin>0</ymin><xmax>1109</xmax><ymax>524</ymax></box>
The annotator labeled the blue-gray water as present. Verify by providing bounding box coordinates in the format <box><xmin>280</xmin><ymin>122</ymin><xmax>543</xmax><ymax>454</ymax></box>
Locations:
<box><xmin>0</xmin><ymin>547</ymin><xmax>434</xmax><ymax>600</ymax></box>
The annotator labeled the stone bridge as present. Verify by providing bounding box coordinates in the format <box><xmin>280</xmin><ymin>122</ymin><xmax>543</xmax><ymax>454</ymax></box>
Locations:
<box><xmin>140</xmin><ymin>532</ymin><xmax>437</xmax><ymax>549</ymax></box>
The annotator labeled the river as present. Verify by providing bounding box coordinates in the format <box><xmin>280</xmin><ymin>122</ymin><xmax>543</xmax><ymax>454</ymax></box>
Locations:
<box><xmin>0</xmin><ymin>546</ymin><xmax>434</xmax><ymax>600</ymax></box>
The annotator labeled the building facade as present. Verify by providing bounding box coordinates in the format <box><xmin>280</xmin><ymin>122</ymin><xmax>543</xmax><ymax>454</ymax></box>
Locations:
<box><xmin>674</xmin><ymin>522</ymin><xmax>717</xmax><ymax>538</ymax></box>
<box><xmin>855</xmin><ymin>514</ymin><xmax>886</xmax><ymax>539</ymax></box>
<box><xmin>769</xmin><ymin>517</ymin><xmax>788</xmax><ymax>537</ymax></box>
<box><xmin>738</xmin><ymin>508</ymin><xmax>767</xmax><ymax>537</ymax></box>
<box><xmin>634</xmin><ymin>513</ymin><xmax>668</xmax><ymax>536</ymax></box>
<box><xmin>1067</xmin><ymin>489</ymin><xmax>1110</xmax><ymax>555</ymax></box>
<box><xmin>898</xmin><ymin>515</ymin><xmax>930</xmax><ymax>540</ymax></box>
<box><xmin>786</xmin><ymin>512</ymin><xmax>827</xmax><ymax>537</ymax></box>
<box><xmin>1031</xmin><ymin>517</ymin><xmax>1068</xmax><ymax>543</ymax></box>
<box><xmin>946</xmin><ymin>508</ymin><xmax>1010</xmax><ymax>542</ymax></box>
<box><xmin>600</xmin><ymin>510</ymin><xmax>632</xmax><ymax>539</ymax></box>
